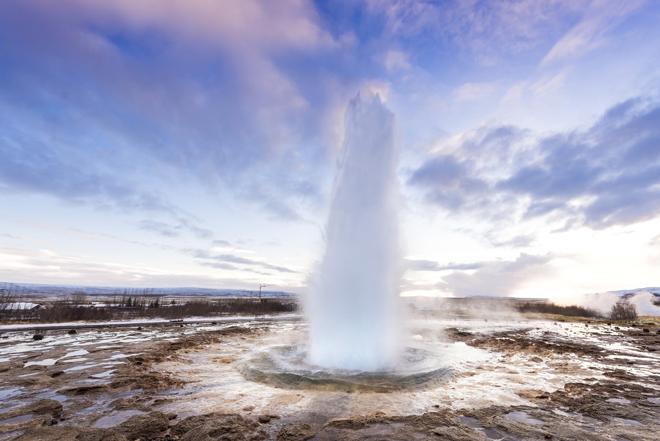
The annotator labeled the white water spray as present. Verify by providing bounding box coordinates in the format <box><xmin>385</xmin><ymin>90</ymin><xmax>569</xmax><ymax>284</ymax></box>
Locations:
<box><xmin>308</xmin><ymin>92</ymin><xmax>402</xmax><ymax>371</ymax></box>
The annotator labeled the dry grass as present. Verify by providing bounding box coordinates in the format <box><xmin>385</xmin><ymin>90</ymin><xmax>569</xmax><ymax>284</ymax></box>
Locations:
<box><xmin>516</xmin><ymin>302</ymin><xmax>600</xmax><ymax>318</ymax></box>
<box><xmin>1</xmin><ymin>297</ymin><xmax>297</xmax><ymax>323</ymax></box>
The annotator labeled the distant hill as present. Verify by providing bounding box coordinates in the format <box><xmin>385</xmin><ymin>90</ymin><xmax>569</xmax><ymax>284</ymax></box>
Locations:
<box><xmin>0</xmin><ymin>282</ymin><xmax>295</xmax><ymax>298</ymax></box>
<box><xmin>608</xmin><ymin>287</ymin><xmax>660</xmax><ymax>297</ymax></box>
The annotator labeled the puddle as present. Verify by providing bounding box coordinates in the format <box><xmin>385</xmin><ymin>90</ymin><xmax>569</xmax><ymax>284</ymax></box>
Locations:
<box><xmin>505</xmin><ymin>411</ymin><xmax>544</xmax><ymax>426</ymax></box>
<box><xmin>61</xmin><ymin>349</ymin><xmax>89</xmax><ymax>358</ymax></box>
<box><xmin>93</xmin><ymin>410</ymin><xmax>145</xmax><ymax>428</ymax></box>
<box><xmin>0</xmin><ymin>387</ymin><xmax>21</xmax><ymax>401</ymax></box>
<box><xmin>64</xmin><ymin>363</ymin><xmax>101</xmax><ymax>373</ymax></box>
<box><xmin>458</xmin><ymin>416</ymin><xmax>482</xmax><ymax>429</ymax></box>
<box><xmin>24</xmin><ymin>358</ymin><xmax>57</xmax><ymax>367</ymax></box>
<box><xmin>90</xmin><ymin>370</ymin><xmax>115</xmax><ymax>379</ymax></box>
<box><xmin>606</xmin><ymin>398</ymin><xmax>631</xmax><ymax>405</ymax></box>
<box><xmin>612</xmin><ymin>417</ymin><xmax>643</xmax><ymax>427</ymax></box>
<box><xmin>109</xmin><ymin>353</ymin><xmax>131</xmax><ymax>360</ymax></box>
<box><xmin>34</xmin><ymin>389</ymin><xmax>69</xmax><ymax>403</ymax></box>
<box><xmin>0</xmin><ymin>413</ymin><xmax>33</xmax><ymax>425</ymax></box>
<box><xmin>62</xmin><ymin>358</ymin><xmax>89</xmax><ymax>363</ymax></box>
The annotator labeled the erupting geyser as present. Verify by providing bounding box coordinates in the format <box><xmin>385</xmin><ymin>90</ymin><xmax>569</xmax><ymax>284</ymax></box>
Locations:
<box><xmin>308</xmin><ymin>92</ymin><xmax>402</xmax><ymax>371</ymax></box>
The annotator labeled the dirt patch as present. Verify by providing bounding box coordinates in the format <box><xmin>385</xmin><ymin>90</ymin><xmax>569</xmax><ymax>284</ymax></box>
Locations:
<box><xmin>468</xmin><ymin>329</ymin><xmax>606</xmax><ymax>358</ymax></box>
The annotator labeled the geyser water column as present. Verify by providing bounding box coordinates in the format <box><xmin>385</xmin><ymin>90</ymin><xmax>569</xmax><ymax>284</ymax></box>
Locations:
<box><xmin>308</xmin><ymin>92</ymin><xmax>402</xmax><ymax>371</ymax></box>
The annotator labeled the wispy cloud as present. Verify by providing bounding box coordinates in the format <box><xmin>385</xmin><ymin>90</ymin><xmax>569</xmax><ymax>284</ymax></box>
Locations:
<box><xmin>542</xmin><ymin>0</ymin><xmax>646</xmax><ymax>65</ymax></box>
<box><xmin>186</xmin><ymin>248</ymin><xmax>298</xmax><ymax>275</ymax></box>
<box><xmin>366</xmin><ymin>0</ymin><xmax>589</xmax><ymax>63</ymax></box>
<box><xmin>453</xmin><ymin>82</ymin><xmax>496</xmax><ymax>102</ymax></box>
<box><xmin>138</xmin><ymin>219</ymin><xmax>212</xmax><ymax>239</ymax></box>
<box><xmin>382</xmin><ymin>49</ymin><xmax>411</xmax><ymax>71</ymax></box>
<box><xmin>406</xmin><ymin>259</ymin><xmax>484</xmax><ymax>272</ymax></box>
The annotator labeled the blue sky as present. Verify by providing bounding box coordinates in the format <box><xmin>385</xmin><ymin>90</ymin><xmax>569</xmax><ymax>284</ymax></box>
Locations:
<box><xmin>1</xmin><ymin>0</ymin><xmax>659</xmax><ymax>297</ymax></box>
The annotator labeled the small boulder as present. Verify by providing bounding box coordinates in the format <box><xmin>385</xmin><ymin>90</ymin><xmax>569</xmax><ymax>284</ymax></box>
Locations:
<box><xmin>67</xmin><ymin>329</ymin><xmax>77</xmax><ymax>335</ymax></box>
<box><xmin>33</xmin><ymin>334</ymin><xmax>44</xmax><ymax>341</ymax></box>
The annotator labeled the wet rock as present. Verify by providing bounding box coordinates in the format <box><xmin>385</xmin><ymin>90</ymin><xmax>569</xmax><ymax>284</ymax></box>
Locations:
<box><xmin>322</xmin><ymin>411</ymin><xmax>484</xmax><ymax>440</ymax></box>
<box><xmin>58</xmin><ymin>384</ymin><xmax>108</xmax><ymax>396</ymax></box>
<box><xmin>27</xmin><ymin>399</ymin><xmax>63</xmax><ymax>417</ymax></box>
<box><xmin>173</xmin><ymin>413</ymin><xmax>266</xmax><ymax>441</ymax></box>
<box><xmin>76</xmin><ymin>429</ymin><xmax>128</xmax><ymax>441</ymax></box>
<box><xmin>257</xmin><ymin>414</ymin><xmax>279</xmax><ymax>424</ymax></box>
<box><xmin>33</xmin><ymin>334</ymin><xmax>44</xmax><ymax>341</ymax></box>
<box><xmin>445</xmin><ymin>328</ymin><xmax>473</xmax><ymax>341</ymax></box>
<box><xmin>518</xmin><ymin>389</ymin><xmax>549</xmax><ymax>400</ymax></box>
<box><xmin>67</xmin><ymin>329</ymin><xmax>77</xmax><ymax>335</ymax></box>
<box><xmin>116</xmin><ymin>411</ymin><xmax>169</xmax><ymax>440</ymax></box>
<box><xmin>0</xmin><ymin>399</ymin><xmax>63</xmax><ymax>426</ymax></box>
<box><xmin>431</xmin><ymin>426</ymin><xmax>479</xmax><ymax>438</ymax></box>
<box><xmin>13</xmin><ymin>426</ymin><xmax>85</xmax><ymax>441</ymax></box>
<box><xmin>277</xmin><ymin>423</ymin><xmax>315</xmax><ymax>441</ymax></box>
<box><xmin>643</xmin><ymin>328</ymin><xmax>650</xmax><ymax>333</ymax></box>
<box><xmin>50</xmin><ymin>370</ymin><xmax>64</xmax><ymax>378</ymax></box>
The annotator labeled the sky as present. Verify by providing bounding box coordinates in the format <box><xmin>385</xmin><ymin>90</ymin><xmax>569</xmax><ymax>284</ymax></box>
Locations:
<box><xmin>1</xmin><ymin>0</ymin><xmax>659</xmax><ymax>298</ymax></box>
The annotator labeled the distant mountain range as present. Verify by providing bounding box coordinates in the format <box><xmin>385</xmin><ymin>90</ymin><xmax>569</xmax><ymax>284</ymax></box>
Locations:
<box><xmin>0</xmin><ymin>282</ymin><xmax>295</xmax><ymax>298</ymax></box>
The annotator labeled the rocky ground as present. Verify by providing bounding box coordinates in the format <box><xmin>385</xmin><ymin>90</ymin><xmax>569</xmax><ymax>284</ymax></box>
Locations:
<box><xmin>0</xmin><ymin>317</ymin><xmax>658</xmax><ymax>440</ymax></box>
